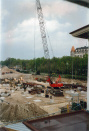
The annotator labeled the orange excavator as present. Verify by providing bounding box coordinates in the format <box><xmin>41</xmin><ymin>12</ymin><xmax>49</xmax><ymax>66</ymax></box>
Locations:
<box><xmin>47</xmin><ymin>75</ymin><xmax>63</xmax><ymax>88</ymax></box>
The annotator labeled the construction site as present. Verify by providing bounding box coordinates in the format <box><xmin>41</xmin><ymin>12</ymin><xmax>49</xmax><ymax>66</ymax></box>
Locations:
<box><xmin>0</xmin><ymin>0</ymin><xmax>89</xmax><ymax>131</ymax></box>
<box><xmin>0</xmin><ymin>66</ymin><xmax>88</xmax><ymax>129</ymax></box>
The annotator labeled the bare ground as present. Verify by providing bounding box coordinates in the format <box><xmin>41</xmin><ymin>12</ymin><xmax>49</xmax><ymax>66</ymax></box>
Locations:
<box><xmin>0</xmin><ymin>66</ymin><xmax>87</xmax><ymax>123</ymax></box>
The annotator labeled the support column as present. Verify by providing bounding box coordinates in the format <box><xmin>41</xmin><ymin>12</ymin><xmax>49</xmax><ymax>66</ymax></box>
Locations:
<box><xmin>87</xmin><ymin>39</ymin><xmax>89</xmax><ymax>110</ymax></box>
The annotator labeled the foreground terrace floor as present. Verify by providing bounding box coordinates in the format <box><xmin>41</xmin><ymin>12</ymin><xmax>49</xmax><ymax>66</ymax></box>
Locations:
<box><xmin>23</xmin><ymin>110</ymin><xmax>89</xmax><ymax>131</ymax></box>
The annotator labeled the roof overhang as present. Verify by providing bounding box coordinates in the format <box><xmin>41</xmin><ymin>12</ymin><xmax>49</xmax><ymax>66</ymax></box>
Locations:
<box><xmin>66</xmin><ymin>0</ymin><xmax>89</xmax><ymax>8</ymax></box>
<box><xmin>70</xmin><ymin>25</ymin><xmax>89</xmax><ymax>39</ymax></box>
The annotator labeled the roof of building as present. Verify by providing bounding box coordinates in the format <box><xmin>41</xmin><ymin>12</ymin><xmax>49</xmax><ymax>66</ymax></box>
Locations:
<box><xmin>76</xmin><ymin>46</ymin><xmax>88</xmax><ymax>50</ymax></box>
<box><xmin>70</xmin><ymin>25</ymin><xmax>89</xmax><ymax>39</ymax></box>
<box><xmin>71</xmin><ymin>46</ymin><xmax>75</xmax><ymax>52</ymax></box>
<box><xmin>23</xmin><ymin>110</ymin><xmax>89</xmax><ymax>131</ymax></box>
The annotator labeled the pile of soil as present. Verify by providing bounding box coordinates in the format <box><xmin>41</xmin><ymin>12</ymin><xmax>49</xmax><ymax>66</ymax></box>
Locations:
<box><xmin>0</xmin><ymin>103</ymin><xmax>48</xmax><ymax>122</ymax></box>
<box><xmin>0</xmin><ymin>66</ymin><xmax>33</xmax><ymax>81</ymax></box>
<box><xmin>1</xmin><ymin>66</ymin><xmax>18</xmax><ymax>74</ymax></box>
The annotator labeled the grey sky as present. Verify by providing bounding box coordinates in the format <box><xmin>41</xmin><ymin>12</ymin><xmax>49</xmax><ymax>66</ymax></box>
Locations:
<box><xmin>1</xmin><ymin>0</ymin><xmax>89</xmax><ymax>60</ymax></box>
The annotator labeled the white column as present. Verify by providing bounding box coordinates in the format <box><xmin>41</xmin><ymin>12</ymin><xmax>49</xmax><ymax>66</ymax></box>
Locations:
<box><xmin>87</xmin><ymin>39</ymin><xmax>89</xmax><ymax>110</ymax></box>
<box><xmin>0</xmin><ymin>0</ymin><xmax>1</xmax><ymax>62</ymax></box>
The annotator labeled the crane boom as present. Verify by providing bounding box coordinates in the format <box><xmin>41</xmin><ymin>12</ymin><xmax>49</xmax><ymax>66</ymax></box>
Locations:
<box><xmin>36</xmin><ymin>0</ymin><xmax>50</xmax><ymax>60</ymax></box>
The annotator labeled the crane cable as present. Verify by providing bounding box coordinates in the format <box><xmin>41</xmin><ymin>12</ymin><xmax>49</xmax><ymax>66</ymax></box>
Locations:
<box><xmin>44</xmin><ymin>20</ymin><xmax>54</xmax><ymax>58</ymax></box>
<box><xmin>45</xmin><ymin>22</ymin><xmax>57</xmax><ymax>74</ymax></box>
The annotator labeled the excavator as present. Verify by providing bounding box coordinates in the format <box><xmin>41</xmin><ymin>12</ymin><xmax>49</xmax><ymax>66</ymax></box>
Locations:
<box><xmin>47</xmin><ymin>75</ymin><xmax>63</xmax><ymax>88</ymax></box>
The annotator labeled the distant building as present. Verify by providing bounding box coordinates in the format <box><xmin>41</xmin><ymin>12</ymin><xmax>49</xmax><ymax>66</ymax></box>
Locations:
<box><xmin>70</xmin><ymin>46</ymin><xmax>75</xmax><ymax>57</ymax></box>
<box><xmin>70</xmin><ymin>46</ymin><xmax>88</xmax><ymax>58</ymax></box>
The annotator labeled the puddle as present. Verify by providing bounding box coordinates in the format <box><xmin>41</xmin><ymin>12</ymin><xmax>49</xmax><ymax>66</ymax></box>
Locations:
<box><xmin>33</xmin><ymin>99</ymin><xmax>41</xmax><ymax>102</ymax></box>
<box><xmin>26</xmin><ymin>97</ymin><xmax>32</xmax><ymax>99</ymax></box>
<box><xmin>0</xmin><ymin>97</ymin><xmax>5</xmax><ymax>100</ymax></box>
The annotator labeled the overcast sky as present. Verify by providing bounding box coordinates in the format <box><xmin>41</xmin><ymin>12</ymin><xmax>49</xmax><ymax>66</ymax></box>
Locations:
<box><xmin>1</xmin><ymin>0</ymin><xmax>89</xmax><ymax>60</ymax></box>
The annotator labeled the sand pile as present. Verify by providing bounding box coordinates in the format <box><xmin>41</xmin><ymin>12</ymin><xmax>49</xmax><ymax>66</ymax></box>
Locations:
<box><xmin>0</xmin><ymin>66</ymin><xmax>33</xmax><ymax>80</ymax></box>
<box><xmin>1</xmin><ymin>66</ymin><xmax>18</xmax><ymax>73</ymax></box>
<box><xmin>0</xmin><ymin>103</ymin><xmax>47</xmax><ymax>122</ymax></box>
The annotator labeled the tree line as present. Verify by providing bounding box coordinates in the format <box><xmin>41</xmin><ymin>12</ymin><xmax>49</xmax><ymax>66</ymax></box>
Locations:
<box><xmin>0</xmin><ymin>54</ymin><xmax>88</xmax><ymax>80</ymax></box>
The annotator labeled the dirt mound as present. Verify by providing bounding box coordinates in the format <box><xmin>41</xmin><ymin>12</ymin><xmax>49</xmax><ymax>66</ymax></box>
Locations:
<box><xmin>0</xmin><ymin>103</ymin><xmax>48</xmax><ymax>122</ymax></box>
<box><xmin>1</xmin><ymin>66</ymin><xmax>18</xmax><ymax>74</ymax></box>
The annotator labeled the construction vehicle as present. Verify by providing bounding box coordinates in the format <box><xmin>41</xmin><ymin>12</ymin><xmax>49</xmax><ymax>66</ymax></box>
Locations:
<box><xmin>47</xmin><ymin>75</ymin><xmax>63</xmax><ymax>88</ymax></box>
<box><xmin>55</xmin><ymin>75</ymin><xmax>61</xmax><ymax>83</ymax></box>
